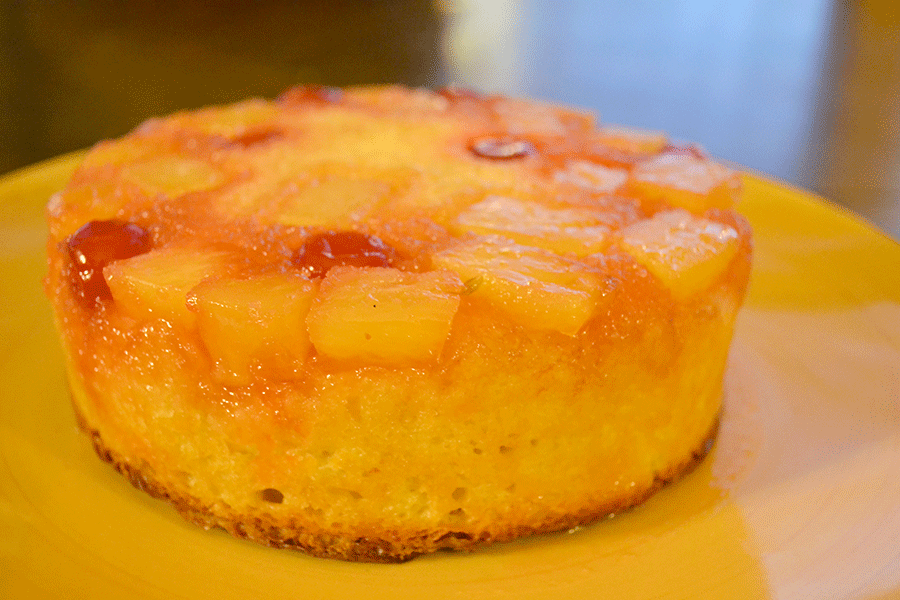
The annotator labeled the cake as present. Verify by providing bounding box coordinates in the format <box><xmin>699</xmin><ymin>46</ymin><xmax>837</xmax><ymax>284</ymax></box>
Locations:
<box><xmin>44</xmin><ymin>85</ymin><xmax>752</xmax><ymax>562</ymax></box>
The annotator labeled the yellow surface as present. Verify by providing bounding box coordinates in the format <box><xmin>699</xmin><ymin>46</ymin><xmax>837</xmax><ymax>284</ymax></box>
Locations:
<box><xmin>2</xmin><ymin>155</ymin><xmax>900</xmax><ymax>599</ymax></box>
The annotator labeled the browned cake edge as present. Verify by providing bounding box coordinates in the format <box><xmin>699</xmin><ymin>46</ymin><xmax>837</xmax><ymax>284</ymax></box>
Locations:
<box><xmin>72</xmin><ymin>396</ymin><xmax>719</xmax><ymax>563</ymax></box>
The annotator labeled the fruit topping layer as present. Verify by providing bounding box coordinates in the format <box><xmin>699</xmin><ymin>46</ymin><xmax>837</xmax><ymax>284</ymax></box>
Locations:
<box><xmin>46</xmin><ymin>85</ymin><xmax>750</xmax><ymax>384</ymax></box>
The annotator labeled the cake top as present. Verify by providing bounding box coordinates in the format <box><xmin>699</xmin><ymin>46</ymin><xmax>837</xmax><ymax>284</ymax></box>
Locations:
<box><xmin>47</xmin><ymin>85</ymin><xmax>749</xmax><ymax>381</ymax></box>
<box><xmin>50</xmin><ymin>85</ymin><xmax>740</xmax><ymax>238</ymax></box>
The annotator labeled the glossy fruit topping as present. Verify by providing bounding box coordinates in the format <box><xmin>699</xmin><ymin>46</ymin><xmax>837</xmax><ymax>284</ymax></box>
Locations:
<box><xmin>468</xmin><ymin>136</ymin><xmax>535</xmax><ymax>160</ymax></box>
<box><xmin>661</xmin><ymin>143</ymin><xmax>707</xmax><ymax>159</ymax></box>
<box><xmin>66</xmin><ymin>220</ymin><xmax>152</xmax><ymax>306</ymax></box>
<box><xmin>293</xmin><ymin>230</ymin><xmax>399</xmax><ymax>278</ymax></box>
<box><xmin>230</xmin><ymin>127</ymin><xmax>285</xmax><ymax>148</ymax></box>
<box><xmin>277</xmin><ymin>85</ymin><xmax>343</xmax><ymax>105</ymax></box>
<box><xmin>437</xmin><ymin>86</ymin><xmax>487</xmax><ymax>102</ymax></box>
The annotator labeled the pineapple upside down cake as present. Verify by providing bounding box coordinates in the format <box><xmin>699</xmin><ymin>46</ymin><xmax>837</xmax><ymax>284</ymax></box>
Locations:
<box><xmin>45</xmin><ymin>85</ymin><xmax>752</xmax><ymax>562</ymax></box>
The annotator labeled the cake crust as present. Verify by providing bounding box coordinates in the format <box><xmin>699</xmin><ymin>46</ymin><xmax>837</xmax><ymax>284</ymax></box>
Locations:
<box><xmin>75</xmin><ymin>401</ymin><xmax>719</xmax><ymax>562</ymax></box>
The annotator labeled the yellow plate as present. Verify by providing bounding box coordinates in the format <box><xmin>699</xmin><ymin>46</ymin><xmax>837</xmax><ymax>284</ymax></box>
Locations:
<box><xmin>2</xmin><ymin>155</ymin><xmax>900</xmax><ymax>599</ymax></box>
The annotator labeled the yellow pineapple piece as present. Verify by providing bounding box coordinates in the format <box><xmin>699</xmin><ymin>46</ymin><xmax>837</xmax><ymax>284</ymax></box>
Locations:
<box><xmin>122</xmin><ymin>156</ymin><xmax>226</xmax><ymax>197</ymax></box>
<box><xmin>213</xmin><ymin>167</ymin><xmax>298</xmax><ymax>220</ymax></box>
<box><xmin>452</xmin><ymin>195</ymin><xmax>613</xmax><ymax>256</ymax></box>
<box><xmin>493</xmin><ymin>97</ymin><xmax>595</xmax><ymax>135</ymax></box>
<box><xmin>630</xmin><ymin>154</ymin><xmax>741</xmax><ymax>212</ymax></box>
<box><xmin>188</xmin><ymin>274</ymin><xmax>318</xmax><ymax>385</ymax></box>
<box><xmin>184</xmin><ymin>100</ymin><xmax>279</xmax><ymax>139</ymax></box>
<box><xmin>81</xmin><ymin>138</ymin><xmax>155</xmax><ymax>168</ymax></box>
<box><xmin>306</xmin><ymin>267</ymin><xmax>463</xmax><ymax>364</ymax></box>
<box><xmin>273</xmin><ymin>164</ymin><xmax>416</xmax><ymax>227</ymax></box>
<box><xmin>344</xmin><ymin>85</ymin><xmax>448</xmax><ymax>114</ymax></box>
<box><xmin>553</xmin><ymin>160</ymin><xmax>628</xmax><ymax>194</ymax></box>
<box><xmin>619</xmin><ymin>209</ymin><xmax>740</xmax><ymax>300</ymax></box>
<box><xmin>281</xmin><ymin>109</ymin><xmax>459</xmax><ymax>170</ymax></box>
<box><xmin>432</xmin><ymin>236</ymin><xmax>606</xmax><ymax>335</ymax></box>
<box><xmin>275</xmin><ymin>176</ymin><xmax>389</xmax><ymax>226</ymax></box>
<box><xmin>104</xmin><ymin>247</ymin><xmax>232</xmax><ymax>329</ymax></box>
<box><xmin>47</xmin><ymin>183</ymin><xmax>129</xmax><ymax>239</ymax></box>
<box><xmin>595</xmin><ymin>125</ymin><xmax>668</xmax><ymax>154</ymax></box>
<box><xmin>220</xmin><ymin>162</ymin><xmax>417</xmax><ymax>225</ymax></box>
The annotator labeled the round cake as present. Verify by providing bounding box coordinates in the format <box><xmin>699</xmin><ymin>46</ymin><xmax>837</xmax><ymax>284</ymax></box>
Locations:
<box><xmin>44</xmin><ymin>85</ymin><xmax>752</xmax><ymax>562</ymax></box>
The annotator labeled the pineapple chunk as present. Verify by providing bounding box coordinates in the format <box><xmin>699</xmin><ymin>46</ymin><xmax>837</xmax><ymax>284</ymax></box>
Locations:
<box><xmin>306</xmin><ymin>267</ymin><xmax>462</xmax><ymax>364</ymax></box>
<box><xmin>343</xmin><ymin>86</ymin><xmax>448</xmax><ymax>113</ymax></box>
<box><xmin>595</xmin><ymin>125</ymin><xmax>668</xmax><ymax>154</ymax></box>
<box><xmin>452</xmin><ymin>195</ymin><xmax>612</xmax><ymax>256</ymax></box>
<box><xmin>184</xmin><ymin>100</ymin><xmax>279</xmax><ymax>139</ymax></box>
<box><xmin>493</xmin><ymin>97</ymin><xmax>595</xmax><ymax>135</ymax></box>
<box><xmin>188</xmin><ymin>274</ymin><xmax>318</xmax><ymax>385</ymax></box>
<box><xmin>122</xmin><ymin>156</ymin><xmax>226</xmax><ymax>197</ymax></box>
<box><xmin>554</xmin><ymin>161</ymin><xmax>628</xmax><ymax>194</ymax></box>
<box><xmin>81</xmin><ymin>138</ymin><xmax>154</xmax><ymax>168</ymax></box>
<box><xmin>273</xmin><ymin>175</ymin><xmax>391</xmax><ymax>227</ymax></box>
<box><xmin>221</xmin><ymin>163</ymin><xmax>416</xmax><ymax>226</ymax></box>
<box><xmin>619</xmin><ymin>210</ymin><xmax>740</xmax><ymax>300</ymax></box>
<box><xmin>630</xmin><ymin>154</ymin><xmax>741</xmax><ymax>212</ymax></box>
<box><xmin>48</xmin><ymin>182</ymin><xmax>130</xmax><ymax>239</ymax></box>
<box><xmin>104</xmin><ymin>247</ymin><xmax>232</xmax><ymax>329</ymax></box>
<box><xmin>432</xmin><ymin>236</ymin><xmax>606</xmax><ymax>335</ymax></box>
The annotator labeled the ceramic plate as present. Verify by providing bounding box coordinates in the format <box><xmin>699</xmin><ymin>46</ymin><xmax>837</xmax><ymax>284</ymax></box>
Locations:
<box><xmin>2</xmin><ymin>155</ymin><xmax>899</xmax><ymax>599</ymax></box>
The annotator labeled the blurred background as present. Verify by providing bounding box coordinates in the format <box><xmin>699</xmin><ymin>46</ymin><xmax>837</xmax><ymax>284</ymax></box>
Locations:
<box><xmin>0</xmin><ymin>0</ymin><xmax>897</xmax><ymax>240</ymax></box>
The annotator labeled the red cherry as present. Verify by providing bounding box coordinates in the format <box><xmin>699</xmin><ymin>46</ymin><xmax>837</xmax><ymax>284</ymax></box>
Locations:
<box><xmin>293</xmin><ymin>231</ymin><xmax>398</xmax><ymax>278</ymax></box>
<box><xmin>66</xmin><ymin>220</ymin><xmax>151</xmax><ymax>306</ymax></box>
